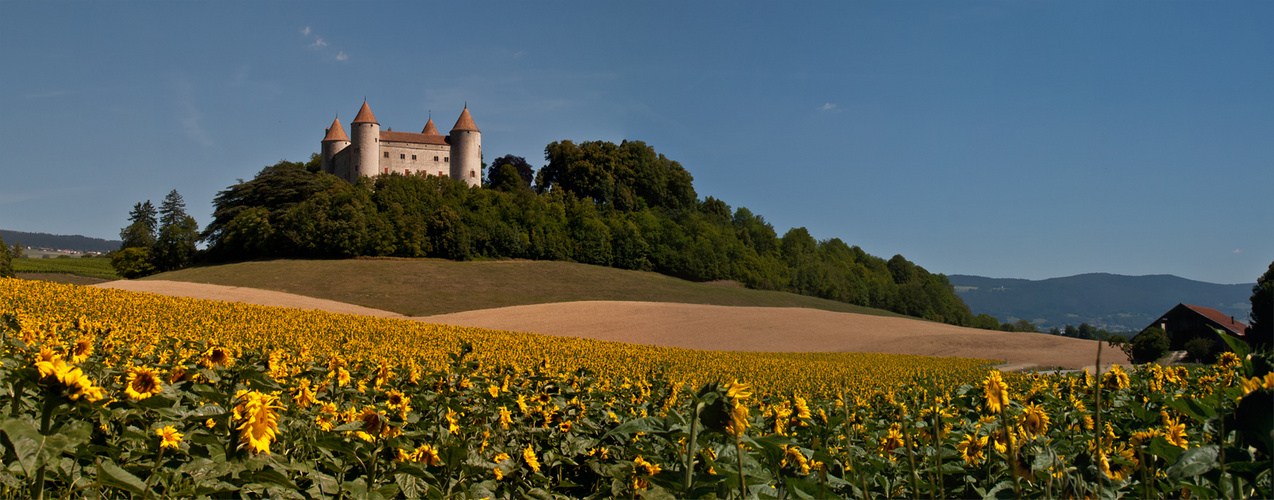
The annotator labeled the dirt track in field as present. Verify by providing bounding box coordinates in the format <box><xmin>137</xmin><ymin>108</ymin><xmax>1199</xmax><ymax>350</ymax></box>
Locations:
<box><xmin>94</xmin><ymin>280</ymin><xmax>1108</xmax><ymax>371</ymax></box>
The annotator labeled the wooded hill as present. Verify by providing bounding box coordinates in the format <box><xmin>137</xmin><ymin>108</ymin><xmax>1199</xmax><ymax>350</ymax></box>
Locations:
<box><xmin>0</xmin><ymin>229</ymin><xmax>120</xmax><ymax>253</ymax></box>
<box><xmin>950</xmin><ymin>273</ymin><xmax>1255</xmax><ymax>333</ymax></box>
<box><xmin>199</xmin><ymin>140</ymin><xmax>990</xmax><ymax>328</ymax></box>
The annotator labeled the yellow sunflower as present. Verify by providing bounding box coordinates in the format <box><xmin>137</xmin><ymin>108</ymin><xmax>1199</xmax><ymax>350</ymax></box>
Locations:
<box><xmin>1164</xmin><ymin>415</ymin><xmax>1189</xmax><ymax>449</ymax></box>
<box><xmin>70</xmin><ymin>336</ymin><xmax>94</xmax><ymax>364</ymax></box>
<box><xmin>198</xmin><ymin>347</ymin><xmax>233</xmax><ymax>369</ymax></box>
<box><xmin>156</xmin><ymin>425</ymin><xmax>183</xmax><ymax>450</ymax></box>
<box><xmin>983</xmin><ymin>370</ymin><xmax>1009</xmax><ymax>414</ymax></box>
<box><xmin>1102</xmin><ymin>365</ymin><xmax>1130</xmax><ymax>391</ymax></box>
<box><xmin>956</xmin><ymin>433</ymin><xmax>988</xmax><ymax>466</ymax></box>
<box><xmin>124</xmin><ymin>366</ymin><xmax>164</xmax><ymax>400</ymax></box>
<box><xmin>724</xmin><ymin>401</ymin><xmax>750</xmax><ymax>437</ymax></box>
<box><xmin>523</xmin><ymin>444</ymin><xmax>541</xmax><ymax>472</ymax></box>
<box><xmin>235</xmin><ymin>391</ymin><xmax>282</xmax><ymax>454</ymax></box>
<box><xmin>1022</xmin><ymin>402</ymin><xmax>1050</xmax><ymax>438</ymax></box>
<box><xmin>880</xmin><ymin>423</ymin><xmax>905</xmax><ymax>455</ymax></box>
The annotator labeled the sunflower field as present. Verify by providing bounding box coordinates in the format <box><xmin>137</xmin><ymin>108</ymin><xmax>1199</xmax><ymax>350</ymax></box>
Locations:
<box><xmin>0</xmin><ymin>277</ymin><xmax>1270</xmax><ymax>499</ymax></box>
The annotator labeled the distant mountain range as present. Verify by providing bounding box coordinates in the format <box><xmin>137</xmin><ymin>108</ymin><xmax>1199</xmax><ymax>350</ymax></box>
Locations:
<box><xmin>0</xmin><ymin>229</ymin><xmax>121</xmax><ymax>254</ymax></box>
<box><xmin>950</xmin><ymin>273</ymin><xmax>1255</xmax><ymax>333</ymax></box>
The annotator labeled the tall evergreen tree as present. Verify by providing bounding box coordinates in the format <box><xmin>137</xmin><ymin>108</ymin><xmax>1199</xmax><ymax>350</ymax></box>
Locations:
<box><xmin>0</xmin><ymin>234</ymin><xmax>15</xmax><ymax>279</ymax></box>
<box><xmin>119</xmin><ymin>201</ymin><xmax>158</xmax><ymax>249</ymax></box>
<box><xmin>1249</xmin><ymin>261</ymin><xmax>1273</xmax><ymax>348</ymax></box>
<box><xmin>152</xmin><ymin>190</ymin><xmax>199</xmax><ymax>272</ymax></box>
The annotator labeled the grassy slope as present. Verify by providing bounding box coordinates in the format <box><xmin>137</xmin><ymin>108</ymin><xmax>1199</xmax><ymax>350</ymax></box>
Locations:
<box><xmin>147</xmin><ymin>258</ymin><xmax>910</xmax><ymax>318</ymax></box>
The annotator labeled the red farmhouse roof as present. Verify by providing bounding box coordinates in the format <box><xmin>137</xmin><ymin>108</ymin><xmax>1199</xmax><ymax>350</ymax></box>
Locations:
<box><xmin>322</xmin><ymin>117</ymin><xmax>349</xmax><ymax>142</ymax></box>
<box><xmin>1182</xmin><ymin>304</ymin><xmax>1249</xmax><ymax>336</ymax></box>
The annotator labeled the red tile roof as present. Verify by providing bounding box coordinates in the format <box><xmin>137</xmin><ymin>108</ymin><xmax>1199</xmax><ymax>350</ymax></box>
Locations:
<box><xmin>421</xmin><ymin>119</ymin><xmax>441</xmax><ymax>136</ymax></box>
<box><xmin>322</xmin><ymin>117</ymin><xmax>349</xmax><ymax>142</ymax></box>
<box><xmin>1183</xmin><ymin>304</ymin><xmax>1250</xmax><ymax>335</ymax></box>
<box><xmin>380</xmin><ymin>130</ymin><xmax>449</xmax><ymax>145</ymax></box>
<box><xmin>451</xmin><ymin>107</ymin><xmax>479</xmax><ymax>132</ymax></box>
<box><xmin>352</xmin><ymin>101</ymin><xmax>378</xmax><ymax>125</ymax></box>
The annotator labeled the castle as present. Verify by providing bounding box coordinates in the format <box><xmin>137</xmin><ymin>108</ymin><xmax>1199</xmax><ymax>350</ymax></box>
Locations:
<box><xmin>321</xmin><ymin>101</ymin><xmax>482</xmax><ymax>187</ymax></box>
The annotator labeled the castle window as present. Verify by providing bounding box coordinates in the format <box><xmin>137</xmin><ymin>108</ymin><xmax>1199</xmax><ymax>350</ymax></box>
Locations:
<box><xmin>434</xmin><ymin>156</ymin><xmax>439</xmax><ymax>161</ymax></box>
<box><xmin>445</xmin><ymin>157</ymin><xmax>450</xmax><ymax>162</ymax></box>
<box><xmin>400</xmin><ymin>153</ymin><xmax>405</xmax><ymax>159</ymax></box>
<box><xmin>383</xmin><ymin>168</ymin><xmax>388</xmax><ymax>174</ymax></box>
<box><xmin>383</xmin><ymin>152</ymin><xmax>389</xmax><ymax>158</ymax></box>
<box><xmin>470</xmin><ymin>171</ymin><xmax>476</xmax><ymax>178</ymax></box>
<box><xmin>411</xmin><ymin>155</ymin><xmax>417</xmax><ymax>160</ymax></box>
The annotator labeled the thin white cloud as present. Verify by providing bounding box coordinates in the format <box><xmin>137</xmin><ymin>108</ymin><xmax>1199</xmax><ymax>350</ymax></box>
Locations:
<box><xmin>172</xmin><ymin>77</ymin><xmax>213</xmax><ymax>147</ymax></box>
<box><xmin>1233</xmin><ymin>249</ymin><xmax>1242</xmax><ymax>254</ymax></box>
<box><xmin>820</xmin><ymin>102</ymin><xmax>838</xmax><ymax>111</ymax></box>
<box><xmin>301</xmin><ymin>26</ymin><xmax>347</xmax><ymax>61</ymax></box>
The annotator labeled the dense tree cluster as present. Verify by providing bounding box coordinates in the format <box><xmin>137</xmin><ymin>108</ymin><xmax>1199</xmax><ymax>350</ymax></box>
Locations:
<box><xmin>111</xmin><ymin>190</ymin><xmax>199</xmax><ymax>278</ymax></box>
<box><xmin>0</xmin><ymin>234</ymin><xmax>22</xmax><ymax>278</ymax></box>
<box><xmin>1250</xmin><ymin>261</ymin><xmax>1273</xmax><ymax>349</ymax></box>
<box><xmin>1046</xmin><ymin>322</ymin><xmax>1116</xmax><ymax>341</ymax></box>
<box><xmin>196</xmin><ymin>140</ymin><xmax>987</xmax><ymax>327</ymax></box>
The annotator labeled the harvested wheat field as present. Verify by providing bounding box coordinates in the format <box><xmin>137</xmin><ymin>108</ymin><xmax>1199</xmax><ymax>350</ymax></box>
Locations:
<box><xmin>95</xmin><ymin>279</ymin><xmax>1104</xmax><ymax>371</ymax></box>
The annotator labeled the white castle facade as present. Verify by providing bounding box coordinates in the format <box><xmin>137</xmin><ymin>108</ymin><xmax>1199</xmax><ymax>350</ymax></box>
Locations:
<box><xmin>321</xmin><ymin>101</ymin><xmax>482</xmax><ymax>187</ymax></box>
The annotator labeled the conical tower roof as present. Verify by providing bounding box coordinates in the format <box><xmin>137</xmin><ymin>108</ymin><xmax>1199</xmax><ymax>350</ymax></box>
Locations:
<box><xmin>451</xmin><ymin>106</ymin><xmax>479</xmax><ymax>132</ymax></box>
<box><xmin>351</xmin><ymin>101</ymin><xmax>379</xmax><ymax>125</ymax></box>
<box><xmin>421</xmin><ymin>118</ymin><xmax>441</xmax><ymax>136</ymax></box>
<box><xmin>322</xmin><ymin>117</ymin><xmax>349</xmax><ymax>142</ymax></box>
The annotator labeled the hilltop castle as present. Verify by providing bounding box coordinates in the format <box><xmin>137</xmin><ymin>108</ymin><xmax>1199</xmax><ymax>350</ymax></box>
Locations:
<box><xmin>320</xmin><ymin>101</ymin><xmax>482</xmax><ymax>187</ymax></box>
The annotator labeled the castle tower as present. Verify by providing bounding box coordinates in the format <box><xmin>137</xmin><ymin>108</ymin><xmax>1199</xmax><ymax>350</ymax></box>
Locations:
<box><xmin>421</xmin><ymin>118</ymin><xmax>441</xmax><ymax>136</ymax></box>
<box><xmin>320</xmin><ymin>117</ymin><xmax>350</xmax><ymax>175</ymax></box>
<box><xmin>350</xmin><ymin>101</ymin><xmax>381</xmax><ymax>179</ymax></box>
<box><xmin>449</xmin><ymin>106</ymin><xmax>481</xmax><ymax>187</ymax></box>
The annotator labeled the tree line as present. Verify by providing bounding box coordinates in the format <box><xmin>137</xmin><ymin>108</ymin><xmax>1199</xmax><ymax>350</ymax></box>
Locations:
<box><xmin>110</xmin><ymin>190</ymin><xmax>200</xmax><ymax>278</ymax></box>
<box><xmin>115</xmin><ymin>140</ymin><xmax>1002</xmax><ymax>329</ymax></box>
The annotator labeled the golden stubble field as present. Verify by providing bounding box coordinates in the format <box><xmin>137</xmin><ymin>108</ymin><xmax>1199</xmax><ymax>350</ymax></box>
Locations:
<box><xmin>96</xmin><ymin>280</ymin><xmax>1104</xmax><ymax>371</ymax></box>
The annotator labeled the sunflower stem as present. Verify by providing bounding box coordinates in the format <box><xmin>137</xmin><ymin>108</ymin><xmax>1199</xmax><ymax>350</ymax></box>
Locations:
<box><xmin>901</xmin><ymin>401</ymin><xmax>920</xmax><ymax>500</ymax></box>
<box><xmin>34</xmin><ymin>395</ymin><xmax>60</xmax><ymax>499</ymax></box>
<box><xmin>1093</xmin><ymin>341</ymin><xmax>1104</xmax><ymax>500</ymax></box>
<box><xmin>684</xmin><ymin>401</ymin><xmax>702</xmax><ymax>493</ymax></box>
<box><xmin>734</xmin><ymin>432</ymin><xmax>747</xmax><ymax>500</ymax></box>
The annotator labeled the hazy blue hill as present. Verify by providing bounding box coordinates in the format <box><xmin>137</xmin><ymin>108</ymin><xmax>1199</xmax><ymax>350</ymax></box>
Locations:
<box><xmin>950</xmin><ymin>273</ymin><xmax>1254</xmax><ymax>332</ymax></box>
<box><xmin>0</xmin><ymin>229</ymin><xmax>121</xmax><ymax>253</ymax></box>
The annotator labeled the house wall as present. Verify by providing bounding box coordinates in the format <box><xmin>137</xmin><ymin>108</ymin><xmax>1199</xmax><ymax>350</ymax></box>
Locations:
<box><xmin>1156</xmin><ymin>307</ymin><xmax>1231</xmax><ymax>352</ymax></box>
<box><xmin>378</xmin><ymin>142</ymin><xmax>451</xmax><ymax>177</ymax></box>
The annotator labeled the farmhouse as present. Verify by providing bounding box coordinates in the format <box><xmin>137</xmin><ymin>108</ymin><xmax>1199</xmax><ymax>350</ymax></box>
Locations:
<box><xmin>320</xmin><ymin>101</ymin><xmax>482</xmax><ymax>187</ymax></box>
<box><xmin>1136</xmin><ymin>303</ymin><xmax>1250</xmax><ymax>356</ymax></box>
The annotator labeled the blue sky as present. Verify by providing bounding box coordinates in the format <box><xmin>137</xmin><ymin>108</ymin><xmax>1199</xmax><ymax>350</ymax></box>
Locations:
<box><xmin>1</xmin><ymin>1</ymin><xmax>1269</xmax><ymax>284</ymax></box>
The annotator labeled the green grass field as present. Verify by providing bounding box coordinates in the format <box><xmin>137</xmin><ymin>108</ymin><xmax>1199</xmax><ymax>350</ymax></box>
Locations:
<box><xmin>149</xmin><ymin>258</ymin><xmax>910</xmax><ymax>317</ymax></box>
<box><xmin>13</xmin><ymin>255</ymin><xmax>119</xmax><ymax>280</ymax></box>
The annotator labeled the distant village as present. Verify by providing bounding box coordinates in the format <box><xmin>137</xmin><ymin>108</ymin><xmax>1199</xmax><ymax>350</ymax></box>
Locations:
<box><xmin>20</xmin><ymin>246</ymin><xmax>107</xmax><ymax>258</ymax></box>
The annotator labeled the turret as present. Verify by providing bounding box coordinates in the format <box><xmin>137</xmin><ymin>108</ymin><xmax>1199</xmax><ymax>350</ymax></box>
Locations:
<box><xmin>421</xmin><ymin>118</ymin><xmax>441</xmax><ymax>136</ymax></box>
<box><xmin>320</xmin><ymin>117</ymin><xmax>350</xmax><ymax>175</ymax></box>
<box><xmin>449</xmin><ymin>106</ymin><xmax>481</xmax><ymax>187</ymax></box>
<box><xmin>350</xmin><ymin>101</ymin><xmax>381</xmax><ymax>180</ymax></box>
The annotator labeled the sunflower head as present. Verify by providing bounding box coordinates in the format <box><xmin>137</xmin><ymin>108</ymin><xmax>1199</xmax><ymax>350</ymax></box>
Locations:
<box><xmin>156</xmin><ymin>425</ymin><xmax>183</xmax><ymax>450</ymax></box>
<box><xmin>982</xmin><ymin>370</ymin><xmax>1009</xmax><ymax>414</ymax></box>
<box><xmin>124</xmin><ymin>366</ymin><xmax>164</xmax><ymax>400</ymax></box>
